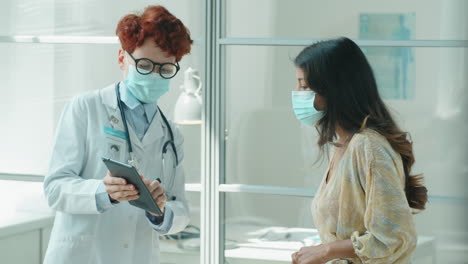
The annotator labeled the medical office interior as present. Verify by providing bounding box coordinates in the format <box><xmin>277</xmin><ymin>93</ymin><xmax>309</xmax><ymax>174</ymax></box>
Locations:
<box><xmin>0</xmin><ymin>0</ymin><xmax>467</xmax><ymax>263</ymax></box>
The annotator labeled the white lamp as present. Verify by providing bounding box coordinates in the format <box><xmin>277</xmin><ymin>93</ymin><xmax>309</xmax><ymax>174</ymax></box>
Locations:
<box><xmin>174</xmin><ymin>67</ymin><xmax>202</xmax><ymax>125</ymax></box>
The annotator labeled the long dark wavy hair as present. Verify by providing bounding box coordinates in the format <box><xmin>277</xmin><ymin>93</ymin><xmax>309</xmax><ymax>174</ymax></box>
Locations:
<box><xmin>294</xmin><ymin>37</ymin><xmax>427</xmax><ymax>211</ymax></box>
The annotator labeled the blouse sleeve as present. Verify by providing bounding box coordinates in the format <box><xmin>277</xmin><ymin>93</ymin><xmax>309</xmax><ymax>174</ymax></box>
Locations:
<box><xmin>350</xmin><ymin>138</ymin><xmax>417</xmax><ymax>263</ymax></box>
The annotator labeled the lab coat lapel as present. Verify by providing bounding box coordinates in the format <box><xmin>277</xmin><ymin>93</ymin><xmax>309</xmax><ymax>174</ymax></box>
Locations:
<box><xmin>100</xmin><ymin>84</ymin><xmax>144</xmax><ymax>152</ymax></box>
<box><xmin>100</xmin><ymin>84</ymin><xmax>164</xmax><ymax>149</ymax></box>
<box><xmin>100</xmin><ymin>84</ymin><xmax>125</xmax><ymax>132</ymax></box>
<box><xmin>142</xmin><ymin>107</ymin><xmax>165</xmax><ymax>146</ymax></box>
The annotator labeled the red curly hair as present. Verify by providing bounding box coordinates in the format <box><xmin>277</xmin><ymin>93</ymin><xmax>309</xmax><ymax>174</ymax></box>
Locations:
<box><xmin>116</xmin><ymin>5</ymin><xmax>193</xmax><ymax>61</ymax></box>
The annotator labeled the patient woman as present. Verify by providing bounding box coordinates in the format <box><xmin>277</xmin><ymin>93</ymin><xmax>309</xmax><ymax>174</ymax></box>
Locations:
<box><xmin>290</xmin><ymin>37</ymin><xmax>427</xmax><ymax>264</ymax></box>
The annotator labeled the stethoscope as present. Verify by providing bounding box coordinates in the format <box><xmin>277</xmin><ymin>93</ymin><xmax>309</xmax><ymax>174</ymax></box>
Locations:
<box><xmin>115</xmin><ymin>82</ymin><xmax>179</xmax><ymax>197</ymax></box>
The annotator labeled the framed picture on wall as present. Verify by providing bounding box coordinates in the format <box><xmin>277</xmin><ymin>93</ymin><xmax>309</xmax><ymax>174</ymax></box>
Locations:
<box><xmin>359</xmin><ymin>13</ymin><xmax>416</xmax><ymax>100</ymax></box>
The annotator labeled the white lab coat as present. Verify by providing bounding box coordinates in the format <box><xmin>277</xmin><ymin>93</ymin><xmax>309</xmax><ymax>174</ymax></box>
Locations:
<box><xmin>43</xmin><ymin>84</ymin><xmax>190</xmax><ymax>264</ymax></box>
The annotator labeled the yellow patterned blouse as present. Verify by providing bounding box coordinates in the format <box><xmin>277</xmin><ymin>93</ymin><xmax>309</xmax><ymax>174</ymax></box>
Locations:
<box><xmin>311</xmin><ymin>129</ymin><xmax>417</xmax><ymax>264</ymax></box>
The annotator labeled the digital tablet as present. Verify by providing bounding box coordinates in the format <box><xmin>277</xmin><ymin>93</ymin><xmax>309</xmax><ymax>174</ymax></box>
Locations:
<box><xmin>102</xmin><ymin>157</ymin><xmax>163</xmax><ymax>216</ymax></box>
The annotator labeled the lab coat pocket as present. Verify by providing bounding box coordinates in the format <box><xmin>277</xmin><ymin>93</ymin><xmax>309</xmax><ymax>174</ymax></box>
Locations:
<box><xmin>44</xmin><ymin>235</ymin><xmax>96</xmax><ymax>264</ymax></box>
<box><xmin>160</xmin><ymin>154</ymin><xmax>180</xmax><ymax>200</ymax></box>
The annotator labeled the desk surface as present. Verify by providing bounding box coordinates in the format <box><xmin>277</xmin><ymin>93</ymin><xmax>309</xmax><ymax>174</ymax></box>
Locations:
<box><xmin>160</xmin><ymin>230</ymin><xmax>435</xmax><ymax>263</ymax></box>
<box><xmin>224</xmin><ymin>236</ymin><xmax>435</xmax><ymax>262</ymax></box>
<box><xmin>0</xmin><ymin>211</ymin><xmax>54</xmax><ymax>238</ymax></box>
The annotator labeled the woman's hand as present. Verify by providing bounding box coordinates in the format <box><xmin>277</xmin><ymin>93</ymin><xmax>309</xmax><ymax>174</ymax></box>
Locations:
<box><xmin>291</xmin><ymin>244</ymin><xmax>331</xmax><ymax>264</ymax></box>
<box><xmin>141</xmin><ymin>176</ymin><xmax>167</xmax><ymax>216</ymax></box>
<box><xmin>103</xmin><ymin>171</ymin><xmax>139</xmax><ymax>202</ymax></box>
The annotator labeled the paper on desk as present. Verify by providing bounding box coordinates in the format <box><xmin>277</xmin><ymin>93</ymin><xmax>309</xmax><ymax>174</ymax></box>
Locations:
<box><xmin>241</xmin><ymin>226</ymin><xmax>322</xmax><ymax>249</ymax></box>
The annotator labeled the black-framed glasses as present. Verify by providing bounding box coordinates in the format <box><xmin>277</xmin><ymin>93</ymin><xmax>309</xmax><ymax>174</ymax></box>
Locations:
<box><xmin>127</xmin><ymin>51</ymin><xmax>180</xmax><ymax>79</ymax></box>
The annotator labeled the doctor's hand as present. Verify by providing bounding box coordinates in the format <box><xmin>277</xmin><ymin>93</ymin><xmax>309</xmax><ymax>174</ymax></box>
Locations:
<box><xmin>141</xmin><ymin>175</ymin><xmax>167</xmax><ymax>216</ymax></box>
<box><xmin>291</xmin><ymin>244</ymin><xmax>331</xmax><ymax>264</ymax></box>
<box><xmin>103</xmin><ymin>172</ymin><xmax>140</xmax><ymax>202</ymax></box>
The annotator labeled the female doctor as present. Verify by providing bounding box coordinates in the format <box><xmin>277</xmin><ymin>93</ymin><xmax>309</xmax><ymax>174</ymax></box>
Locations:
<box><xmin>43</xmin><ymin>6</ymin><xmax>193</xmax><ymax>264</ymax></box>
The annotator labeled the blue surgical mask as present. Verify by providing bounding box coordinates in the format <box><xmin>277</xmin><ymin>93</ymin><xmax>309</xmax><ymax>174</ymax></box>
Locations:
<box><xmin>291</xmin><ymin>91</ymin><xmax>324</xmax><ymax>127</ymax></box>
<box><xmin>124</xmin><ymin>65</ymin><xmax>170</xmax><ymax>104</ymax></box>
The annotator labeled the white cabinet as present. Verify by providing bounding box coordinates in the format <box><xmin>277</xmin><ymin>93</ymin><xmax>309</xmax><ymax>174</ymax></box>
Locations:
<box><xmin>0</xmin><ymin>213</ymin><xmax>54</xmax><ymax>264</ymax></box>
<box><xmin>0</xmin><ymin>230</ymin><xmax>40</xmax><ymax>264</ymax></box>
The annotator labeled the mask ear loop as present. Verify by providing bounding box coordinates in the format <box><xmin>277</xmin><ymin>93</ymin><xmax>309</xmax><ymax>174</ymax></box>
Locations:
<box><xmin>125</xmin><ymin>52</ymin><xmax>131</xmax><ymax>69</ymax></box>
<box><xmin>123</xmin><ymin>51</ymin><xmax>135</xmax><ymax>71</ymax></box>
<box><xmin>359</xmin><ymin>115</ymin><xmax>371</xmax><ymax>132</ymax></box>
